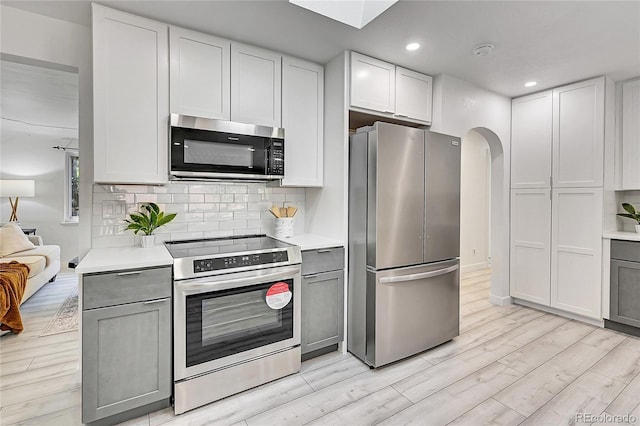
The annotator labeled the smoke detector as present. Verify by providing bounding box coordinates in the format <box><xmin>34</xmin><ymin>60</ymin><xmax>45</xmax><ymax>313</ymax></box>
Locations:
<box><xmin>472</xmin><ymin>44</ymin><xmax>494</xmax><ymax>57</ymax></box>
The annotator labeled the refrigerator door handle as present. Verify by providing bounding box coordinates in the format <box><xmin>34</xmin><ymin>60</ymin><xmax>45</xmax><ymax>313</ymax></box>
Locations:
<box><xmin>379</xmin><ymin>264</ymin><xmax>459</xmax><ymax>284</ymax></box>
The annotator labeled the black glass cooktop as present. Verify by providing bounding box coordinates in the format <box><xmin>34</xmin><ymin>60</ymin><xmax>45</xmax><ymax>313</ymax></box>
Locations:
<box><xmin>165</xmin><ymin>234</ymin><xmax>292</xmax><ymax>259</ymax></box>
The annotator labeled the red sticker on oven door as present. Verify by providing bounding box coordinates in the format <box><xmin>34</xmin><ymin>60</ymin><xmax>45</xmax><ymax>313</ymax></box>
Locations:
<box><xmin>266</xmin><ymin>282</ymin><xmax>292</xmax><ymax>310</ymax></box>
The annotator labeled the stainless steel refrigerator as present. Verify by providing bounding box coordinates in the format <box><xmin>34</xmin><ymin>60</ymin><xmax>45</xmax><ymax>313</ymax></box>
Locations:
<box><xmin>348</xmin><ymin>121</ymin><xmax>461</xmax><ymax>368</ymax></box>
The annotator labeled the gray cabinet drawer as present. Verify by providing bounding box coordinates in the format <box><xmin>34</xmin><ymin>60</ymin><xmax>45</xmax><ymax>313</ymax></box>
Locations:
<box><xmin>301</xmin><ymin>247</ymin><xmax>344</xmax><ymax>276</ymax></box>
<box><xmin>83</xmin><ymin>266</ymin><xmax>171</xmax><ymax>310</ymax></box>
<box><xmin>611</xmin><ymin>240</ymin><xmax>640</xmax><ymax>263</ymax></box>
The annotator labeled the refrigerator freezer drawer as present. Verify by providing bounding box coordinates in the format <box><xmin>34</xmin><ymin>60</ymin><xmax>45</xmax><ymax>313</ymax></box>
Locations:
<box><xmin>366</xmin><ymin>260</ymin><xmax>460</xmax><ymax>368</ymax></box>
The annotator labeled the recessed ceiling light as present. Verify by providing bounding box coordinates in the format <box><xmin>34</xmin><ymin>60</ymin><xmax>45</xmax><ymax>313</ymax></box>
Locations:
<box><xmin>406</xmin><ymin>42</ymin><xmax>420</xmax><ymax>51</ymax></box>
<box><xmin>524</xmin><ymin>81</ymin><xmax>538</xmax><ymax>87</ymax></box>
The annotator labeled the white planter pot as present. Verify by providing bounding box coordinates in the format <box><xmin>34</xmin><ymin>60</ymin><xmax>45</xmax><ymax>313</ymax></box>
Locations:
<box><xmin>141</xmin><ymin>235</ymin><xmax>155</xmax><ymax>248</ymax></box>
<box><xmin>274</xmin><ymin>217</ymin><xmax>295</xmax><ymax>238</ymax></box>
<box><xmin>635</xmin><ymin>224</ymin><xmax>640</xmax><ymax>234</ymax></box>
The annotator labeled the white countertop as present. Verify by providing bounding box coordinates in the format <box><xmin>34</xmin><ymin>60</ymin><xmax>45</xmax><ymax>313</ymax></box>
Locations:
<box><xmin>76</xmin><ymin>245</ymin><xmax>173</xmax><ymax>274</ymax></box>
<box><xmin>270</xmin><ymin>233</ymin><xmax>344</xmax><ymax>251</ymax></box>
<box><xmin>603</xmin><ymin>231</ymin><xmax>640</xmax><ymax>242</ymax></box>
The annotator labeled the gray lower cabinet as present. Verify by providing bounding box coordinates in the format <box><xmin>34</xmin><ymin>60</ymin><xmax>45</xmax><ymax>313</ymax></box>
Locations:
<box><xmin>301</xmin><ymin>247</ymin><xmax>345</xmax><ymax>355</ymax></box>
<box><xmin>82</xmin><ymin>266</ymin><xmax>171</xmax><ymax>425</ymax></box>
<box><xmin>610</xmin><ymin>240</ymin><xmax>640</xmax><ymax>329</ymax></box>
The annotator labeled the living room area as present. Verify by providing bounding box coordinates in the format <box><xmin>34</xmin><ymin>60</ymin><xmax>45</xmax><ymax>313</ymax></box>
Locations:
<box><xmin>1</xmin><ymin>56</ymin><xmax>80</xmax><ymax>338</ymax></box>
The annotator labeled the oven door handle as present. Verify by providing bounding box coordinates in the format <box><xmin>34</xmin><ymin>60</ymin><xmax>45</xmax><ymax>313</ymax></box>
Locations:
<box><xmin>175</xmin><ymin>266</ymin><xmax>300</xmax><ymax>293</ymax></box>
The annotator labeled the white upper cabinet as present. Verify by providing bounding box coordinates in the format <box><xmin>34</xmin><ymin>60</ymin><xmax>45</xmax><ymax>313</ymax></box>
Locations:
<box><xmin>169</xmin><ymin>26</ymin><xmax>230</xmax><ymax>120</ymax></box>
<box><xmin>550</xmin><ymin>188</ymin><xmax>603</xmax><ymax>319</ymax></box>
<box><xmin>552</xmin><ymin>77</ymin><xmax>605</xmax><ymax>188</ymax></box>
<box><xmin>621</xmin><ymin>78</ymin><xmax>640</xmax><ymax>190</ymax></box>
<box><xmin>511</xmin><ymin>91</ymin><xmax>553</xmax><ymax>189</ymax></box>
<box><xmin>350</xmin><ymin>52</ymin><xmax>396</xmax><ymax>113</ymax></box>
<box><xmin>93</xmin><ymin>4</ymin><xmax>169</xmax><ymax>184</ymax></box>
<box><xmin>510</xmin><ymin>189</ymin><xmax>552</xmax><ymax>305</ymax></box>
<box><xmin>281</xmin><ymin>57</ymin><xmax>324</xmax><ymax>187</ymax></box>
<box><xmin>349</xmin><ymin>52</ymin><xmax>432</xmax><ymax>124</ymax></box>
<box><xmin>231</xmin><ymin>43</ymin><xmax>282</xmax><ymax>127</ymax></box>
<box><xmin>395</xmin><ymin>67</ymin><xmax>433</xmax><ymax>123</ymax></box>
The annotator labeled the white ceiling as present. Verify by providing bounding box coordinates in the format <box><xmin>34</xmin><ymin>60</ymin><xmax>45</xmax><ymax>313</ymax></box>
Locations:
<box><xmin>3</xmin><ymin>0</ymin><xmax>639</xmax><ymax>97</ymax></box>
<box><xmin>1</xmin><ymin>60</ymin><xmax>79</xmax><ymax>148</ymax></box>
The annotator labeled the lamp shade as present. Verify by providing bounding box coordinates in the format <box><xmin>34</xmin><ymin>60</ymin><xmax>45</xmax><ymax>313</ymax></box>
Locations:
<box><xmin>0</xmin><ymin>180</ymin><xmax>35</xmax><ymax>197</ymax></box>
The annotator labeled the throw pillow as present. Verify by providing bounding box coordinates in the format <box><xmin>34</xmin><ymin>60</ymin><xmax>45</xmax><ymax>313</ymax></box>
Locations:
<box><xmin>0</xmin><ymin>223</ymin><xmax>35</xmax><ymax>257</ymax></box>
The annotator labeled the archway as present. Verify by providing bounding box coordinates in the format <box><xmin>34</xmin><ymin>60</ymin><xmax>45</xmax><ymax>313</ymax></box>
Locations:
<box><xmin>462</xmin><ymin>127</ymin><xmax>510</xmax><ymax>306</ymax></box>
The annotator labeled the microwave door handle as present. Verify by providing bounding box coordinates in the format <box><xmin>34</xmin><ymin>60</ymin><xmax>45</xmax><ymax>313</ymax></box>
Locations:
<box><xmin>265</xmin><ymin>145</ymin><xmax>270</xmax><ymax>174</ymax></box>
<box><xmin>378</xmin><ymin>264</ymin><xmax>459</xmax><ymax>284</ymax></box>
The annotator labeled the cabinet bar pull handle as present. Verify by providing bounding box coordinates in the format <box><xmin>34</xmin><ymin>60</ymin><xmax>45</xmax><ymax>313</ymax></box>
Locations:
<box><xmin>394</xmin><ymin>113</ymin><xmax>409</xmax><ymax>118</ymax></box>
<box><xmin>117</xmin><ymin>271</ymin><xmax>141</xmax><ymax>276</ymax></box>
<box><xmin>383</xmin><ymin>110</ymin><xmax>394</xmax><ymax>113</ymax></box>
<box><xmin>144</xmin><ymin>298</ymin><xmax>169</xmax><ymax>305</ymax></box>
<box><xmin>317</xmin><ymin>249</ymin><xmax>332</xmax><ymax>253</ymax></box>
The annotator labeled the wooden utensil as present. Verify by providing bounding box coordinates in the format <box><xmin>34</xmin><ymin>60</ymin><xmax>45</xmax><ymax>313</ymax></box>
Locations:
<box><xmin>280</xmin><ymin>207</ymin><xmax>288</xmax><ymax>217</ymax></box>
<box><xmin>270</xmin><ymin>205</ymin><xmax>281</xmax><ymax>218</ymax></box>
<box><xmin>287</xmin><ymin>206</ymin><xmax>297</xmax><ymax>217</ymax></box>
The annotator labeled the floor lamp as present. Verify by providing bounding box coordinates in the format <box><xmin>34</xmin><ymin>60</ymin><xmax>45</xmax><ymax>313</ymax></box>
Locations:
<box><xmin>0</xmin><ymin>180</ymin><xmax>35</xmax><ymax>223</ymax></box>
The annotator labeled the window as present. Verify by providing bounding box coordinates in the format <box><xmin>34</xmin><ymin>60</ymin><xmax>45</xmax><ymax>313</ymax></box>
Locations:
<box><xmin>65</xmin><ymin>152</ymin><xmax>79</xmax><ymax>222</ymax></box>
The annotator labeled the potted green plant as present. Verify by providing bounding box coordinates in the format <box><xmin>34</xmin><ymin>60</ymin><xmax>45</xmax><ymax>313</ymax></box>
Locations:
<box><xmin>616</xmin><ymin>202</ymin><xmax>640</xmax><ymax>234</ymax></box>
<box><xmin>124</xmin><ymin>202</ymin><xmax>177</xmax><ymax>247</ymax></box>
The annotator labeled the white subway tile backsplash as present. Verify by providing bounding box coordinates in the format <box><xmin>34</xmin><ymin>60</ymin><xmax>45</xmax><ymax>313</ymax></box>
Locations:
<box><xmin>92</xmin><ymin>182</ymin><xmax>306</xmax><ymax>248</ymax></box>
<box><xmin>189</xmin><ymin>194</ymin><xmax>205</xmax><ymax>203</ymax></box>
<box><xmin>218</xmin><ymin>219</ymin><xmax>247</xmax><ymax>230</ymax></box>
<box><xmin>189</xmin><ymin>203</ymin><xmax>220</xmax><ymax>213</ymax></box>
<box><xmin>172</xmin><ymin>194</ymin><xmax>190</xmax><ymax>204</ymax></box>
<box><xmin>205</xmin><ymin>212</ymin><xmax>234</xmax><ymax>221</ymax></box>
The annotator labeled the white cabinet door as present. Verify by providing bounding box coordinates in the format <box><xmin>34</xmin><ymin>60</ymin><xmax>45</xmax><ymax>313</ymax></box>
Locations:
<box><xmin>231</xmin><ymin>43</ymin><xmax>281</xmax><ymax>127</ymax></box>
<box><xmin>551</xmin><ymin>188</ymin><xmax>603</xmax><ymax>319</ymax></box>
<box><xmin>511</xmin><ymin>91</ymin><xmax>553</xmax><ymax>189</ymax></box>
<box><xmin>350</xmin><ymin>52</ymin><xmax>395</xmax><ymax>113</ymax></box>
<box><xmin>510</xmin><ymin>189</ymin><xmax>551</xmax><ymax>305</ymax></box>
<box><xmin>281</xmin><ymin>57</ymin><xmax>324</xmax><ymax>187</ymax></box>
<box><xmin>169</xmin><ymin>26</ymin><xmax>230</xmax><ymax>120</ymax></box>
<box><xmin>552</xmin><ymin>77</ymin><xmax>605</xmax><ymax>188</ymax></box>
<box><xmin>622</xmin><ymin>79</ymin><xmax>640</xmax><ymax>189</ymax></box>
<box><xmin>93</xmin><ymin>4</ymin><xmax>168</xmax><ymax>184</ymax></box>
<box><xmin>395</xmin><ymin>67</ymin><xmax>432</xmax><ymax>123</ymax></box>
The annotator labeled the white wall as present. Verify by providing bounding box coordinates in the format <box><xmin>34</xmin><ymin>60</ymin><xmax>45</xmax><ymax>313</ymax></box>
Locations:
<box><xmin>460</xmin><ymin>130</ymin><xmax>491</xmax><ymax>272</ymax></box>
<box><xmin>1</xmin><ymin>5</ymin><xmax>93</xmax><ymax>259</ymax></box>
<box><xmin>305</xmin><ymin>52</ymin><xmax>349</xmax><ymax>242</ymax></box>
<box><xmin>432</xmin><ymin>74</ymin><xmax>512</xmax><ymax>305</ymax></box>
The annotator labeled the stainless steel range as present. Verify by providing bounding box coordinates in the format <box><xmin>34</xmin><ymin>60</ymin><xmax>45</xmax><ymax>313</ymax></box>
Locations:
<box><xmin>166</xmin><ymin>234</ymin><xmax>302</xmax><ymax>414</ymax></box>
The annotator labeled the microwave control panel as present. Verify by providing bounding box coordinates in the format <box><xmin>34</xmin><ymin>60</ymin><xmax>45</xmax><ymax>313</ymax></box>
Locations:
<box><xmin>269</xmin><ymin>140</ymin><xmax>284</xmax><ymax>175</ymax></box>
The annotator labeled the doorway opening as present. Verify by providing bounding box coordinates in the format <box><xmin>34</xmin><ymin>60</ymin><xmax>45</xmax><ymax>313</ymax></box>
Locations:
<box><xmin>0</xmin><ymin>56</ymin><xmax>80</xmax><ymax>269</ymax></box>
<box><xmin>460</xmin><ymin>127</ymin><xmax>509</xmax><ymax>306</ymax></box>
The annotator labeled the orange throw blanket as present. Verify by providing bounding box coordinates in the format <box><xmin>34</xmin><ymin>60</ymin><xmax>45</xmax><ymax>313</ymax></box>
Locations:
<box><xmin>0</xmin><ymin>261</ymin><xmax>30</xmax><ymax>334</ymax></box>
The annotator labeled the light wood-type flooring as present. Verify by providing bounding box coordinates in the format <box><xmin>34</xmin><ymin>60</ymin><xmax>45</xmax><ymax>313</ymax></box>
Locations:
<box><xmin>1</xmin><ymin>269</ymin><xmax>639</xmax><ymax>425</ymax></box>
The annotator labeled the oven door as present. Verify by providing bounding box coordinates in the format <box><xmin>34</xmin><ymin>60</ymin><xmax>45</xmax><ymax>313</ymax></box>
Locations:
<box><xmin>174</xmin><ymin>265</ymin><xmax>301</xmax><ymax>381</ymax></box>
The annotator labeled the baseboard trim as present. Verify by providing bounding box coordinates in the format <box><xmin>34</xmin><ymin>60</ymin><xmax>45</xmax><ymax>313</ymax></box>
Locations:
<box><xmin>513</xmin><ymin>298</ymin><xmax>604</xmax><ymax>327</ymax></box>
<box><xmin>488</xmin><ymin>294</ymin><xmax>512</xmax><ymax>306</ymax></box>
<box><xmin>461</xmin><ymin>262</ymin><xmax>490</xmax><ymax>274</ymax></box>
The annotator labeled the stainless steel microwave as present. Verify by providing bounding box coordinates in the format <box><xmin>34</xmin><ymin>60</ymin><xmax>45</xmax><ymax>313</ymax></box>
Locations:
<box><xmin>170</xmin><ymin>114</ymin><xmax>284</xmax><ymax>181</ymax></box>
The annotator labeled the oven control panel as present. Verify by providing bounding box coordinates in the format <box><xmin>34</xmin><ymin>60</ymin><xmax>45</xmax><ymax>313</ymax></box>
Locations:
<box><xmin>193</xmin><ymin>251</ymin><xmax>289</xmax><ymax>273</ymax></box>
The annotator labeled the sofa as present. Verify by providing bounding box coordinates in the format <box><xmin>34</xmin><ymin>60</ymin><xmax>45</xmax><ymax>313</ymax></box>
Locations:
<box><xmin>0</xmin><ymin>225</ymin><xmax>61</xmax><ymax>305</ymax></box>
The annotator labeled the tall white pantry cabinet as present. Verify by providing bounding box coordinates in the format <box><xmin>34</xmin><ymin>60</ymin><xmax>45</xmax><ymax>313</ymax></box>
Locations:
<box><xmin>510</xmin><ymin>76</ymin><xmax>608</xmax><ymax>320</ymax></box>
